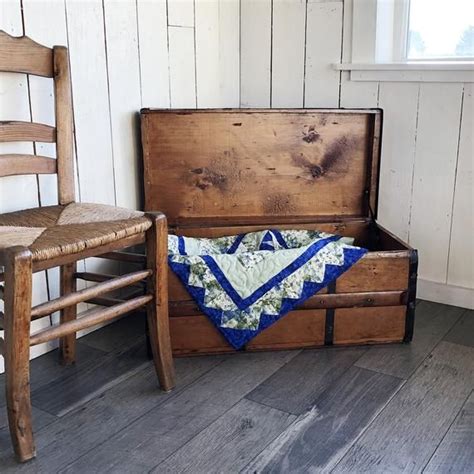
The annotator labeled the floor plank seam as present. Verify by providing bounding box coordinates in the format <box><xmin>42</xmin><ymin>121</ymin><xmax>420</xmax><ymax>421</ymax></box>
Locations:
<box><xmin>30</xmin><ymin>362</ymin><xmax>154</xmax><ymax>432</ymax></box>
<box><xmin>148</xmin><ymin>397</ymin><xmax>296</xmax><ymax>474</ymax></box>
<box><xmin>355</xmin><ymin>365</ymin><xmax>405</xmax><ymax>381</ymax></box>
<box><xmin>243</xmin><ymin>396</ymin><xmax>297</xmax><ymax>415</ymax></box>
<box><xmin>245</xmin><ymin>350</ymin><xmax>372</xmax><ymax>417</ymax></box>
<box><xmin>144</xmin><ymin>352</ymin><xmax>303</xmax><ymax>473</ymax></box>
<box><xmin>331</xmin><ymin>339</ymin><xmax>474</xmax><ymax>472</ymax></box>
<box><xmin>355</xmin><ymin>305</ymin><xmax>467</xmax><ymax>380</ymax></box>
<box><xmin>329</xmin><ymin>377</ymin><xmax>409</xmax><ymax>472</ymax></box>
<box><xmin>57</xmin><ymin>357</ymin><xmax>229</xmax><ymax>472</ymax></box>
<box><xmin>147</xmin><ymin>396</ymin><xmax>247</xmax><ymax>472</ymax></box>
<box><xmin>420</xmin><ymin>388</ymin><xmax>474</xmax><ymax>473</ymax></box>
<box><xmin>79</xmin><ymin>318</ymin><xmax>147</xmax><ymax>354</ymax></box>
<box><xmin>442</xmin><ymin>308</ymin><xmax>472</xmax><ymax>347</ymax></box>
<box><xmin>31</xmin><ymin>356</ymin><xmax>151</xmax><ymax>418</ymax></box>
<box><xmin>439</xmin><ymin>308</ymin><xmax>467</xmax><ymax>337</ymax></box>
<box><xmin>237</xmin><ymin>413</ymin><xmax>305</xmax><ymax>474</ymax></box>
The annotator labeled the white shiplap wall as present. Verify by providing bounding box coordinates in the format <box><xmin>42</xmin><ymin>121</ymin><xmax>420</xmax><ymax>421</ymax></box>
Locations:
<box><xmin>0</xmin><ymin>0</ymin><xmax>472</xmax><ymax>369</ymax></box>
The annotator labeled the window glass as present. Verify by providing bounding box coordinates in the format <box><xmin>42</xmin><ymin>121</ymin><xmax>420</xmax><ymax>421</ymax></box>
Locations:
<box><xmin>407</xmin><ymin>0</ymin><xmax>474</xmax><ymax>59</ymax></box>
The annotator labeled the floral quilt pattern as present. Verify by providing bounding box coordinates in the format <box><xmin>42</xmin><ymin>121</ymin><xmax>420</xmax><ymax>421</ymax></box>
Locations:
<box><xmin>168</xmin><ymin>229</ymin><xmax>367</xmax><ymax>349</ymax></box>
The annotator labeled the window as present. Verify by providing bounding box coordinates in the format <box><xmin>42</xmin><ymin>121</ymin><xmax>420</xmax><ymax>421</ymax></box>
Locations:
<box><xmin>335</xmin><ymin>0</ymin><xmax>474</xmax><ymax>82</ymax></box>
<box><xmin>407</xmin><ymin>0</ymin><xmax>474</xmax><ymax>60</ymax></box>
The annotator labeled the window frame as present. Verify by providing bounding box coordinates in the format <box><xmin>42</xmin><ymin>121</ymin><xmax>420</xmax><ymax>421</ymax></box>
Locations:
<box><xmin>335</xmin><ymin>0</ymin><xmax>474</xmax><ymax>82</ymax></box>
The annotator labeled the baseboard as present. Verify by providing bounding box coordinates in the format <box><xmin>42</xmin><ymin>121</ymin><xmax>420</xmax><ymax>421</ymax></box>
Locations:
<box><xmin>418</xmin><ymin>279</ymin><xmax>474</xmax><ymax>310</ymax></box>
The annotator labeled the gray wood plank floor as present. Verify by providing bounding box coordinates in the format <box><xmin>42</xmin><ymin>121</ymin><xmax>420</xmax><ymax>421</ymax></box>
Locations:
<box><xmin>0</xmin><ymin>300</ymin><xmax>472</xmax><ymax>473</ymax></box>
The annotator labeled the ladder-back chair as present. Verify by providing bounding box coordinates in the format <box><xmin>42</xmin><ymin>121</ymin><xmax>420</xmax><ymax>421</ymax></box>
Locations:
<box><xmin>0</xmin><ymin>31</ymin><xmax>175</xmax><ymax>462</ymax></box>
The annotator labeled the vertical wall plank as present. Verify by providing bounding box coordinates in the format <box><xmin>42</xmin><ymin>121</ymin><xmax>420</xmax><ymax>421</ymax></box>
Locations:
<box><xmin>168</xmin><ymin>26</ymin><xmax>197</xmax><ymax>108</ymax></box>
<box><xmin>304</xmin><ymin>0</ymin><xmax>343</xmax><ymax>108</ymax></box>
<box><xmin>168</xmin><ymin>0</ymin><xmax>195</xmax><ymax>27</ymax></box>
<box><xmin>448</xmin><ymin>84</ymin><xmax>473</xmax><ymax>289</ymax></box>
<box><xmin>377</xmin><ymin>82</ymin><xmax>419</xmax><ymax>241</ymax></box>
<box><xmin>137</xmin><ymin>0</ymin><xmax>170</xmax><ymax>108</ymax></box>
<box><xmin>271</xmin><ymin>0</ymin><xmax>306</xmax><ymax>107</ymax></box>
<box><xmin>65</xmin><ymin>0</ymin><xmax>115</xmax><ymax>205</ymax></box>
<box><xmin>218</xmin><ymin>0</ymin><xmax>240</xmax><ymax>106</ymax></box>
<box><xmin>339</xmin><ymin>0</ymin><xmax>378</xmax><ymax>107</ymax></box>
<box><xmin>195</xmin><ymin>0</ymin><xmax>240</xmax><ymax>107</ymax></box>
<box><xmin>409</xmin><ymin>83</ymin><xmax>464</xmax><ymax>282</ymax></box>
<box><xmin>103</xmin><ymin>0</ymin><xmax>142</xmax><ymax>209</ymax></box>
<box><xmin>195</xmin><ymin>0</ymin><xmax>219</xmax><ymax>107</ymax></box>
<box><xmin>240</xmin><ymin>0</ymin><xmax>272</xmax><ymax>107</ymax></box>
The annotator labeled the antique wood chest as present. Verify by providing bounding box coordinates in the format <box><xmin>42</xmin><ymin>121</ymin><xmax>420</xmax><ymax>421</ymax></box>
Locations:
<box><xmin>140</xmin><ymin>108</ymin><xmax>418</xmax><ymax>356</ymax></box>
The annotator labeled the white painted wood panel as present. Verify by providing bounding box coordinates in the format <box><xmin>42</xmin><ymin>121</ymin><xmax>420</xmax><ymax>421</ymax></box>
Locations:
<box><xmin>304</xmin><ymin>1</ymin><xmax>343</xmax><ymax>108</ymax></box>
<box><xmin>65</xmin><ymin>0</ymin><xmax>116</xmax><ymax>206</ymax></box>
<box><xmin>377</xmin><ymin>82</ymin><xmax>419</xmax><ymax>241</ymax></box>
<box><xmin>240</xmin><ymin>0</ymin><xmax>272</xmax><ymax>107</ymax></box>
<box><xmin>271</xmin><ymin>0</ymin><xmax>306</xmax><ymax>107</ymax></box>
<box><xmin>409</xmin><ymin>83</ymin><xmax>464</xmax><ymax>282</ymax></box>
<box><xmin>217</xmin><ymin>0</ymin><xmax>240</xmax><ymax>107</ymax></box>
<box><xmin>339</xmin><ymin>0</ymin><xmax>378</xmax><ymax>108</ymax></box>
<box><xmin>103</xmin><ymin>0</ymin><xmax>142</xmax><ymax>209</ymax></box>
<box><xmin>168</xmin><ymin>0</ymin><xmax>195</xmax><ymax>28</ymax></box>
<box><xmin>195</xmin><ymin>0</ymin><xmax>240</xmax><ymax>107</ymax></box>
<box><xmin>448</xmin><ymin>84</ymin><xmax>474</xmax><ymax>289</ymax></box>
<box><xmin>137</xmin><ymin>0</ymin><xmax>170</xmax><ymax>108</ymax></box>
<box><xmin>168</xmin><ymin>26</ymin><xmax>197</xmax><ymax>108</ymax></box>
<box><xmin>195</xmin><ymin>0</ymin><xmax>220</xmax><ymax>107</ymax></box>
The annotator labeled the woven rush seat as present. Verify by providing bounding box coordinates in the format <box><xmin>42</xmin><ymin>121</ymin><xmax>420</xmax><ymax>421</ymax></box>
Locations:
<box><xmin>0</xmin><ymin>202</ymin><xmax>152</xmax><ymax>261</ymax></box>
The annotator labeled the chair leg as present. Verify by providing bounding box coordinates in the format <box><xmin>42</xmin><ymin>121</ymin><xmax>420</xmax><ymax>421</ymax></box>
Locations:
<box><xmin>59</xmin><ymin>262</ymin><xmax>77</xmax><ymax>365</ymax></box>
<box><xmin>145</xmin><ymin>212</ymin><xmax>175</xmax><ymax>392</ymax></box>
<box><xmin>4</xmin><ymin>247</ymin><xmax>36</xmax><ymax>462</ymax></box>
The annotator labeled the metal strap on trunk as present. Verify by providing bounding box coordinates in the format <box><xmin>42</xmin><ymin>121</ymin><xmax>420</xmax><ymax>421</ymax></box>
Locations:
<box><xmin>324</xmin><ymin>281</ymin><xmax>337</xmax><ymax>345</ymax></box>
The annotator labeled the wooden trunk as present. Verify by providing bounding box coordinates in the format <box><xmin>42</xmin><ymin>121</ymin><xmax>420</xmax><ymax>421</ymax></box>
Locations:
<box><xmin>141</xmin><ymin>109</ymin><xmax>418</xmax><ymax>356</ymax></box>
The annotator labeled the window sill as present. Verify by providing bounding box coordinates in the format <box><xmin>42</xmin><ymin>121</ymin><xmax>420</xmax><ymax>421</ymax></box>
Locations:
<box><xmin>333</xmin><ymin>62</ymin><xmax>474</xmax><ymax>83</ymax></box>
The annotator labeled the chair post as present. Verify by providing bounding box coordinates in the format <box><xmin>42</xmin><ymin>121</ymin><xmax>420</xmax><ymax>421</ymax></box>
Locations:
<box><xmin>145</xmin><ymin>212</ymin><xmax>175</xmax><ymax>392</ymax></box>
<box><xmin>3</xmin><ymin>246</ymin><xmax>36</xmax><ymax>462</ymax></box>
<box><xmin>59</xmin><ymin>262</ymin><xmax>77</xmax><ymax>364</ymax></box>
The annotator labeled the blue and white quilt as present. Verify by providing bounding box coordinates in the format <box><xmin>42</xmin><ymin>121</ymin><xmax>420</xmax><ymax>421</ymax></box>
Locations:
<box><xmin>168</xmin><ymin>229</ymin><xmax>367</xmax><ymax>349</ymax></box>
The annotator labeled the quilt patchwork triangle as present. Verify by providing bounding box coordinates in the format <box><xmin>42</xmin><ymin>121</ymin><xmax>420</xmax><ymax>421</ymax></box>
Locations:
<box><xmin>168</xmin><ymin>229</ymin><xmax>368</xmax><ymax>349</ymax></box>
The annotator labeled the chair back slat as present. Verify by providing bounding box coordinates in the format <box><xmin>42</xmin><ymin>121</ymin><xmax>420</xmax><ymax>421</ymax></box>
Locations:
<box><xmin>0</xmin><ymin>121</ymin><xmax>56</xmax><ymax>143</ymax></box>
<box><xmin>0</xmin><ymin>31</ymin><xmax>53</xmax><ymax>77</ymax></box>
<box><xmin>0</xmin><ymin>31</ymin><xmax>75</xmax><ymax>204</ymax></box>
<box><xmin>0</xmin><ymin>154</ymin><xmax>57</xmax><ymax>177</ymax></box>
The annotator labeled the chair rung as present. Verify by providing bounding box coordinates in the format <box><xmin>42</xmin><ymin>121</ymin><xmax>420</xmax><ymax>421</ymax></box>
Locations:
<box><xmin>29</xmin><ymin>294</ymin><xmax>152</xmax><ymax>346</ymax></box>
<box><xmin>75</xmin><ymin>271</ymin><xmax>145</xmax><ymax>287</ymax></box>
<box><xmin>31</xmin><ymin>269</ymin><xmax>151</xmax><ymax>318</ymax></box>
<box><xmin>99</xmin><ymin>251</ymin><xmax>146</xmax><ymax>264</ymax></box>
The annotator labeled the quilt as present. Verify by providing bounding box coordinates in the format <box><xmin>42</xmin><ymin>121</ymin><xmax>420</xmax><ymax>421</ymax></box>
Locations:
<box><xmin>168</xmin><ymin>229</ymin><xmax>368</xmax><ymax>349</ymax></box>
